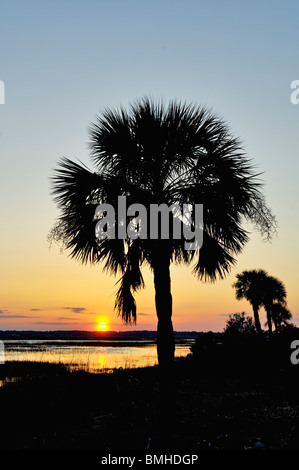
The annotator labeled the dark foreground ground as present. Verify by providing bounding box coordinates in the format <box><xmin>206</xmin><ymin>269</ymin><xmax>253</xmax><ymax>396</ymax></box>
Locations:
<box><xmin>1</xmin><ymin>333</ymin><xmax>299</xmax><ymax>463</ymax></box>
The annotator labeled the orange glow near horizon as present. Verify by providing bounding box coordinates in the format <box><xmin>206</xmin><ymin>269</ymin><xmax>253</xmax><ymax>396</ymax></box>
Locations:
<box><xmin>1</xmin><ymin>234</ymin><xmax>298</xmax><ymax>333</ymax></box>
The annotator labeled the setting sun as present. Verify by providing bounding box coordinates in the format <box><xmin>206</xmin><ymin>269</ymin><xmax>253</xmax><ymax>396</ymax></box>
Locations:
<box><xmin>96</xmin><ymin>316</ymin><xmax>110</xmax><ymax>331</ymax></box>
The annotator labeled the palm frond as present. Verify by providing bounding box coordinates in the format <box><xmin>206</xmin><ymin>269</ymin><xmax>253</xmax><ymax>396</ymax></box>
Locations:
<box><xmin>50</xmin><ymin>157</ymin><xmax>123</xmax><ymax>266</ymax></box>
<box><xmin>192</xmin><ymin>233</ymin><xmax>236</xmax><ymax>281</ymax></box>
<box><xmin>51</xmin><ymin>157</ymin><xmax>105</xmax><ymax>208</ymax></box>
<box><xmin>114</xmin><ymin>242</ymin><xmax>145</xmax><ymax>323</ymax></box>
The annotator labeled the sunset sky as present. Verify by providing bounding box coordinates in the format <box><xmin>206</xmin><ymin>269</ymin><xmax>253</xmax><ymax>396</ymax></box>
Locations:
<box><xmin>1</xmin><ymin>0</ymin><xmax>299</xmax><ymax>332</ymax></box>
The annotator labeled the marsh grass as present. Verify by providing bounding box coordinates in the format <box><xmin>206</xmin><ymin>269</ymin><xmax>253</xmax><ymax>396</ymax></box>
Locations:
<box><xmin>2</xmin><ymin>341</ymin><xmax>165</xmax><ymax>375</ymax></box>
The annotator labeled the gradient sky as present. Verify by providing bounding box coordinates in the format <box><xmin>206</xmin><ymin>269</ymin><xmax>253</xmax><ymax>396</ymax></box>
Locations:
<box><xmin>1</xmin><ymin>0</ymin><xmax>299</xmax><ymax>332</ymax></box>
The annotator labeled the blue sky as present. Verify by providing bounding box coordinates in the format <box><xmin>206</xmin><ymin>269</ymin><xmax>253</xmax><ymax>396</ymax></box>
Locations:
<box><xmin>1</xmin><ymin>0</ymin><xmax>299</xmax><ymax>330</ymax></box>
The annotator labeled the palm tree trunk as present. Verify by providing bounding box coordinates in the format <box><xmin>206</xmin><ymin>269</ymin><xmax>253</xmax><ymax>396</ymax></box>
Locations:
<box><xmin>252</xmin><ymin>304</ymin><xmax>262</xmax><ymax>334</ymax></box>
<box><xmin>152</xmin><ymin>252</ymin><xmax>175</xmax><ymax>368</ymax></box>
<box><xmin>152</xmin><ymin>249</ymin><xmax>176</xmax><ymax>443</ymax></box>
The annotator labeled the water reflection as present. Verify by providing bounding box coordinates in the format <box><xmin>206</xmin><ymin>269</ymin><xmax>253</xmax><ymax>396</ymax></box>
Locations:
<box><xmin>3</xmin><ymin>341</ymin><xmax>192</xmax><ymax>373</ymax></box>
<box><xmin>97</xmin><ymin>354</ymin><xmax>106</xmax><ymax>369</ymax></box>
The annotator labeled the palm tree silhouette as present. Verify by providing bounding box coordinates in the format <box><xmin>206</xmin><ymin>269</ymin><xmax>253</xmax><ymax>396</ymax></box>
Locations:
<box><xmin>233</xmin><ymin>269</ymin><xmax>288</xmax><ymax>337</ymax></box>
<box><xmin>270</xmin><ymin>302</ymin><xmax>292</xmax><ymax>332</ymax></box>
<box><xmin>49</xmin><ymin>97</ymin><xmax>276</xmax><ymax>369</ymax></box>
<box><xmin>232</xmin><ymin>269</ymin><xmax>267</xmax><ymax>334</ymax></box>
<box><xmin>262</xmin><ymin>275</ymin><xmax>287</xmax><ymax>336</ymax></box>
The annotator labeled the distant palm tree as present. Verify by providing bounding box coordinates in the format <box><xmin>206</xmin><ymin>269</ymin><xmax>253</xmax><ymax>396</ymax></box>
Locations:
<box><xmin>49</xmin><ymin>97</ymin><xmax>276</xmax><ymax>370</ymax></box>
<box><xmin>232</xmin><ymin>269</ymin><xmax>268</xmax><ymax>334</ymax></box>
<box><xmin>270</xmin><ymin>302</ymin><xmax>292</xmax><ymax>332</ymax></box>
<box><xmin>262</xmin><ymin>275</ymin><xmax>287</xmax><ymax>336</ymax></box>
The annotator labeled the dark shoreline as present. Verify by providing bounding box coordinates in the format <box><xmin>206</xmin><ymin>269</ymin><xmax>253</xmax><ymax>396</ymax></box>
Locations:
<box><xmin>0</xmin><ymin>329</ymin><xmax>201</xmax><ymax>341</ymax></box>
<box><xmin>1</xmin><ymin>331</ymin><xmax>299</xmax><ymax>453</ymax></box>
<box><xmin>2</xmin><ymin>338</ymin><xmax>194</xmax><ymax>348</ymax></box>
<box><xmin>3</xmin><ymin>340</ymin><xmax>158</xmax><ymax>347</ymax></box>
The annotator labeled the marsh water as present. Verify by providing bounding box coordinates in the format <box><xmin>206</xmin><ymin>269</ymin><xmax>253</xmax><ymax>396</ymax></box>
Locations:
<box><xmin>2</xmin><ymin>339</ymin><xmax>193</xmax><ymax>373</ymax></box>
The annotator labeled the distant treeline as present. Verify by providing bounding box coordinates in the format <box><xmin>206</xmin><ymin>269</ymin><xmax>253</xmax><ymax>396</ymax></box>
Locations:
<box><xmin>0</xmin><ymin>330</ymin><xmax>201</xmax><ymax>340</ymax></box>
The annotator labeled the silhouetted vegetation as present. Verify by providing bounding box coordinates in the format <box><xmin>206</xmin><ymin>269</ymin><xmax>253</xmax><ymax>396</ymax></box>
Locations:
<box><xmin>223</xmin><ymin>312</ymin><xmax>257</xmax><ymax>335</ymax></box>
<box><xmin>233</xmin><ymin>270</ymin><xmax>291</xmax><ymax>336</ymax></box>
<box><xmin>190</xmin><ymin>314</ymin><xmax>299</xmax><ymax>379</ymax></box>
<box><xmin>271</xmin><ymin>303</ymin><xmax>293</xmax><ymax>332</ymax></box>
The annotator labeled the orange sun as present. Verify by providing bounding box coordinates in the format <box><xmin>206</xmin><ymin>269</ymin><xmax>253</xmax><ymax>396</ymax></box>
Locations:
<box><xmin>96</xmin><ymin>317</ymin><xmax>110</xmax><ymax>331</ymax></box>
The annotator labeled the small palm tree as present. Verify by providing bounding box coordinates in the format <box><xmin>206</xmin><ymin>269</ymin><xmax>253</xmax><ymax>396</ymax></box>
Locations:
<box><xmin>49</xmin><ymin>97</ymin><xmax>276</xmax><ymax>370</ymax></box>
<box><xmin>232</xmin><ymin>269</ymin><xmax>268</xmax><ymax>334</ymax></box>
<box><xmin>262</xmin><ymin>276</ymin><xmax>287</xmax><ymax>336</ymax></box>
<box><xmin>270</xmin><ymin>302</ymin><xmax>292</xmax><ymax>332</ymax></box>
